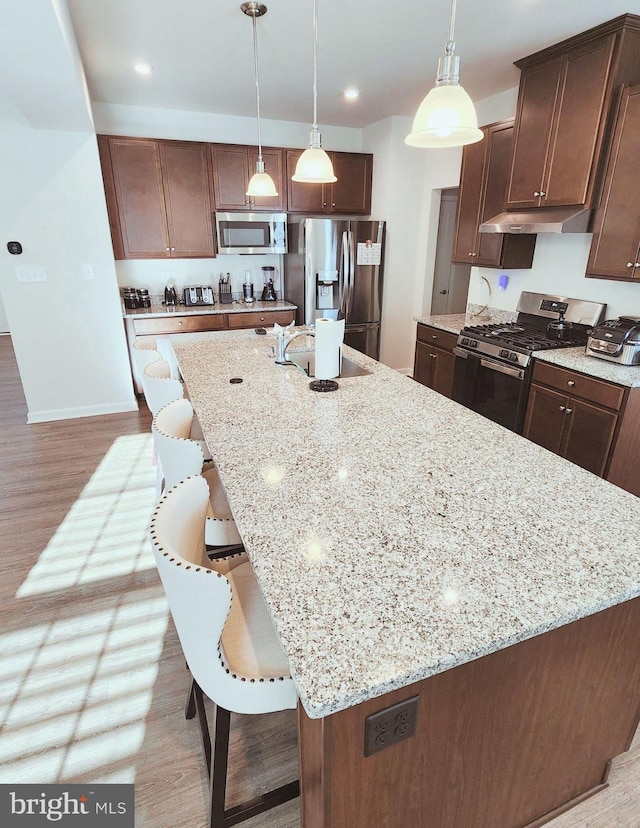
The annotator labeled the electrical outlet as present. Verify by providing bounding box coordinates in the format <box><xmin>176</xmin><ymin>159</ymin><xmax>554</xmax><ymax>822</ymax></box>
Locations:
<box><xmin>364</xmin><ymin>695</ymin><xmax>419</xmax><ymax>757</ymax></box>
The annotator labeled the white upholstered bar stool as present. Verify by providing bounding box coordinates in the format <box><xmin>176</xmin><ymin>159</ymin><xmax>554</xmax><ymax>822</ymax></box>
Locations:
<box><xmin>149</xmin><ymin>476</ymin><xmax>299</xmax><ymax>828</ymax></box>
<box><xmin>152</xmin><ymin>398</ymin><xmax>242</xmax><ymax>549</ymax></box>
<box><xmin>141</xmin><ymin>358</ymin><xmax>184</xmax><ymax>417</ymax></box>
<box><xmin>131</xmin><ymin>336</ymin><xmax>161</xmax><ymax>376</ymax></box>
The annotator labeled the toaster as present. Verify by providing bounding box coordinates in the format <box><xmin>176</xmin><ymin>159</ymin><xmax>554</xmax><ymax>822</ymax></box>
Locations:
<box><xmin>587</xmin><ymin>317</ymin><xmax>640</xmax><ymax>365</ymax></box>
<box><xmin>184</xmin><ymin>285</ymin><xmax>215</xmax><ymax>306</ymax></box>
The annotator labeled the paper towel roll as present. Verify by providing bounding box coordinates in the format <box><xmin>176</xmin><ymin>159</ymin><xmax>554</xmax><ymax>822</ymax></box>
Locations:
<box><xmin>314</xmin><ymin>318</ymin><xmax>345</xmax><ymax>380</ymax></box>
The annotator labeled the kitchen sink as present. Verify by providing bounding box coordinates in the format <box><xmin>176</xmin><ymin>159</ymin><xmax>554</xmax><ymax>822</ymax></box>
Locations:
<box><xmin>286</xmin><ymin>350</ymin><xmax>371</xmax><ymax>378</ymax></box>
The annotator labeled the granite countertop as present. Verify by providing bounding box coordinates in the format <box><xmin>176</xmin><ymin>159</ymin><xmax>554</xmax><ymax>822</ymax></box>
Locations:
<box><xmin>415</xmin><ymin>309</ymin><xmax>640</xmax><ymax>388</ymax></box>
<box><xmin>415</xmin><ymin>306</ymin><xmax>517</xmax><ymax>334</ymax></box>
<box><xmin>172</xmin><ymin>328</ymin><xmax>640</xmax><ymax>720</ymax></box>
<box><xmin>533</xmin><ymin>347</ymin><xmax>640</xmax><ymax>388</ymax></box>
<box><xmin>123</xmin><ymin>299</ymin><xmax>296</xmax><ymax>320</ymax></box>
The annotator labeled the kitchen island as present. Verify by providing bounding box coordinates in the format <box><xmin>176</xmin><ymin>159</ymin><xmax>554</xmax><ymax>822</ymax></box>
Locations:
<box><xmin>172</xmin><ymin>329</ymin><xmax>640</xmax><ymax>828</ymax></box>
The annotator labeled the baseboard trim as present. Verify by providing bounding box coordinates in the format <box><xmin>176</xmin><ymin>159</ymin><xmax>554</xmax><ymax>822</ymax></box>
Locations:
<box><xmin>27</xmin><ymin>399</ymin><xmax>139</xmax><ymax>423</ymax></box>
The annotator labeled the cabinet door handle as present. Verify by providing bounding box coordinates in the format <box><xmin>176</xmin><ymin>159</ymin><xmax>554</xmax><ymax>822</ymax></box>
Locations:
<box><xmin>166</xmin><ymin>247</ymin><xmax>170</xmax><ymax>253</ymax></box>
<box><xmin>432</xmin><ymin>334</ymin><xmax>438</xmax><ymax>339</ymax></box>
<box><xmin>170</xmin><ymin>247</ymin><xmax>175</xmax><ymax>252</ymax></box>
<box><xmin>567</xmin><ymin>380</ymin><xmax>575</xmax><ymax>387</ymax></box>
<box><xmin>430</xmin><ymin>353</ymin><xmax>437</xmax><ymax>359</ymax></box>
<box><xmin>539</xmin><ymin>191</ymin><xmax>546</xmax><ymax>197</ymax></box>
<box><xmin>559</xmin><ymin>405</ymin><xmax>566</xmax><ymax>411</ymax></box>
<box><xmin>627</xmin><ymin>262</ymin><xmax>635</xmax><ymax>268</ymax></box>
<box><xmin>636</xmin><ymin>263</ymin><xmax>640</xmax><ymax>268</ymax></box>
<box><xmin>322</xmin><ymin>202</ymin><xmax>327</xmax><ymax>208</ymax></box>
<box><xmin>260</xmin><ymin>316</ymin><xmax>265</xmax><ymax>321</ymax></box>
<box><xmin>565</xmin><ymin>408</ymin><xmax>573</xmax><ymax>414</ymax></box>
<box><xmin>534</xmin><ymin>191</ymin><xmax>540</xmax><ymax>197</ymax></box>
<box><xmin>178</xmin><ymin>321</ymin><xmax>183</xmax><ymax>326</ymax></box>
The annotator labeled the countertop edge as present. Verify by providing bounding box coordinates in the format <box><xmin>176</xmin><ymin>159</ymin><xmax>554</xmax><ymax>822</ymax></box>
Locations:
<box><xmin>415</xmin><ymin>312</ymin><xmax>640</xmax><ymax>388</ymax></box>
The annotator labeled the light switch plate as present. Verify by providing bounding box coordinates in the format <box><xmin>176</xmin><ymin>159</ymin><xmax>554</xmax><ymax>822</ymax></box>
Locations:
<box><xmin>16</xmin><ymin>266</ymin><xmax>47</xmax><ymax>282</ymax></box>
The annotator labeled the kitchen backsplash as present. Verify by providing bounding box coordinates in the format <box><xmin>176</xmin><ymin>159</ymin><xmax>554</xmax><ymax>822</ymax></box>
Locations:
<box><xmin>468</xmin><ymin>234</ymin><xmax>640</xmax><ymax>322</ymax></box>
<box><xmin>115</xmin><ymin>254</ymin><xmax>284</xmax><ymax>302</ymax></box>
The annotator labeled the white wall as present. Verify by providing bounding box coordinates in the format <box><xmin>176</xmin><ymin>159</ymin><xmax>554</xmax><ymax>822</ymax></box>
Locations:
<box><xmin>116</xmin><ymin>253</ymin><xmax>284</xmax><ymax>300</ymax></box>
<box><xmin>93</xmin><ymin>102</ymin><xmax>363</xmax><ymax>151</ymax></box>
<box><xmin>468</xmin><ymin>235</ymin><xmax>640</xmax><ymax>319</ymax></box>
<box><xmin>363</xmin><ymin>117</ymin><xmax>462</xmax><ymax>373</ymax></box>
<box><xmin>0</xmin><ymin>118</ymin><xmax>137</xmax><ymax>422</ymax></box>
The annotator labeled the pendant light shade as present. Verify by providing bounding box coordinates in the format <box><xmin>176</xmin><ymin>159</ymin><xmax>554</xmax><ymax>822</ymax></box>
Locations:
<box><xmin>241</xmin><ymin>2</ymin><xmax>278</xmax><ymax>197</ymax></box>
<box><xmin>405</xmin><ymin>0</ymin><xmax>483</xmax><ymax>149</ymax></box>
<box><xmin>291</xmin><ymin>0</ymin><xmax>336</xmax><ymax>183</ymax></box>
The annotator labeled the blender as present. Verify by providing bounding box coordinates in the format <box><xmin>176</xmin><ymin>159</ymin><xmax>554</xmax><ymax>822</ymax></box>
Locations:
<box><xmin>261</xmin><ymin>266</ymin><xmax>278</xmax><ymax>301</ymax></box>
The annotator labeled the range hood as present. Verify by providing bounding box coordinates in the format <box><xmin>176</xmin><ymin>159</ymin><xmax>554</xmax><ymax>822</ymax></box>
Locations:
<box><xmin>479</xmin><ymin>206</ymin><xmax>592</xmax><ymax>235</ymax></box>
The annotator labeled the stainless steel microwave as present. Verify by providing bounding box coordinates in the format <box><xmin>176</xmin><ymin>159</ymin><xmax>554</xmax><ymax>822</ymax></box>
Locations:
<box><xmin>215</xmin><ymin>212</ymin><xmax>287</xmax><ymax>255</ymax></box>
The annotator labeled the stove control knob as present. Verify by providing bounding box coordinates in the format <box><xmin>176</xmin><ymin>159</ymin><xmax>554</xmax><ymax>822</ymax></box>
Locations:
<box><xmin>461</xmin><ymin>337</ymin><xmax>478</xmax><ymax>348</ymax></box>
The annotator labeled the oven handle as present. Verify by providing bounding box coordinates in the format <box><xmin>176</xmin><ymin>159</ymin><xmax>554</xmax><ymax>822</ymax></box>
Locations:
<box><xmin>454</xmin><ymin>347</ymin><xmax>526</xmax><ymax>379</ymax></box>
<box><xmin>480</xmin><ymin>358</ymin><xmax>525</xmax><ymax>380</ymax></box>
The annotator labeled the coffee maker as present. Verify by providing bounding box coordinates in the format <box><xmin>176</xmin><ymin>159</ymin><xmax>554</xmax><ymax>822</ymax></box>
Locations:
<box><xmin>261</xmin><ymin>266</ymin><xmax>278</xmax><ymax>301</ymax></box>
<box><xmin>164</xmin><ymin>283</ymin><xmax>178</xmax><ymax>306</ymax></box>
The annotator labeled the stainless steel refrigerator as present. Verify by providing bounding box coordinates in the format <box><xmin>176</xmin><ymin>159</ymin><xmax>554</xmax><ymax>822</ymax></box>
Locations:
<box><xmin>285</xmin><ymin>218</ymin><xmax>385</xmax><ymax>360</ymax></box>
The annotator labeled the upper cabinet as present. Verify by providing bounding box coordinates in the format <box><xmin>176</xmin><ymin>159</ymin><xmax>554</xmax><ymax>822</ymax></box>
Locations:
<box><xmin>587</xmin><ymin>84</ymin><xmax>640</xmax><ymax>281</ymax></box>
<box><xmin>210</xmin><ymin>144</ymin><xmax>285</xmax><ymax>212</ymax></box>
<box><xmin>452</xmin><ymin>119</ymin><xmax>536</xmax><ymax>269</ymax></box>
<box><xmin>98</xmin><ymin>136</ymin><xmax>215</xmax><ymax>259</ymax></box>
<box><xmin>286</xmin><ymin>150</ymin><xmax>373</xmax><ymax>215</ymax></box>
<box><xmin>507</xmin><ymin>14</ymin><xmax>640</xmax><ymax>212</ymax></box>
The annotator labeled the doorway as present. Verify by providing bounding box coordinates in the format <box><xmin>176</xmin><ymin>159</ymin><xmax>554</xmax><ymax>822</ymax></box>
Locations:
<box><xmin>430</xmin><ymin>188</ymin><xmax>470</xmax><ymax>315</ymax></box>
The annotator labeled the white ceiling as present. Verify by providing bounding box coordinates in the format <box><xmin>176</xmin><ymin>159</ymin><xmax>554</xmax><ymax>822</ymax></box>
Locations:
<box><xmin>4</xmin><ymin>1</ymin><xmax>640</xmax><ymax>132</ymax></box>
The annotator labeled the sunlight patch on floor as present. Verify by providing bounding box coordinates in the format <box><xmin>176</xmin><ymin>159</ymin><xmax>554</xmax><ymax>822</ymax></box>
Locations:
<box><xmin>0</xmin><ymin>432</ymin><xmax>171</xmax><ymax>784</ymax></box>
<box><xmin>16</xmin><ymin>434</ymin><xmax>158</xmax><ymax>597</ymax></box>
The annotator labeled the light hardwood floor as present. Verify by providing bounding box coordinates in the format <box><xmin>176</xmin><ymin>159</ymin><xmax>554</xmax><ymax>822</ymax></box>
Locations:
<box><xmin>0</xmin><ymin>334</ymin><xmax>638</xmax><ymax>828</ymax></box>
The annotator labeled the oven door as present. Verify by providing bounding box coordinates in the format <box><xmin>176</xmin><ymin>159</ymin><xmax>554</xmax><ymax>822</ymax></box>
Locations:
<box><xmin>452</xmin><ymin>348</ymin><xmax>529</xmax><ymax>433</ymax></box>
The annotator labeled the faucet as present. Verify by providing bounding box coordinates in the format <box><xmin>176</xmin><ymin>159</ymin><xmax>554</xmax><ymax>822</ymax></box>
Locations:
<box><xmin>274</xmin><ymin>322</ymin><xmax>315</xmax><ymax>364</ymax></box>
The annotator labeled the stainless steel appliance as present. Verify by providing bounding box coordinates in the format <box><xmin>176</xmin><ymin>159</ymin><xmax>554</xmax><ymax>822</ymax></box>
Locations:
<box><xmin>452</xmin><ymin>292</ymin><xmax>606</xmax><ymax>433</ymax></box>
<box><xmin>587</xmin><ymin>317</ymin><xmax>640</xmax><ymax>365</ymax></box>
<box><xmin>164</xmin><ymin>284</ymin><xmax>178</xmax><ymax>306</ymax></box>
<box><xmin>184</xmin><ymin>285</ymin><xmax>215</xmax><ymax>306</ymax></box>
<box><xmin>215</xmin><ymin>212</ymin><xmax>287</xmax><ymax>255</ymax></box>
<box><xmin>285</xmin><ymin>217</ymin><xmax>385</xmax><ymax>360</ymax></box>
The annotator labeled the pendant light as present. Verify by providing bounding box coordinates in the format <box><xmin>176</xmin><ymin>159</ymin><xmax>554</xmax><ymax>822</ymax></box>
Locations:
<box><xmin>292</xmin><ymin>0</ymin><xmax>336</xmax><ymax>183</ymax></box>
<box><xmin>405</xmin><ymin>0</ymin><xmax>483</xmax><ymax>149</ymax></box>
<box><xmin>242</xmin><ymin>2</ymin><xmax>278</xmax><ymax>197</ymax></box>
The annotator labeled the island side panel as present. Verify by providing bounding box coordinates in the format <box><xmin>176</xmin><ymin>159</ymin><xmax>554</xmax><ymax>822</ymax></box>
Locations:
<box><xmin>298</xmin><ymin>597</ymin><xmax>640</xmax><ymax>828</ymax></box>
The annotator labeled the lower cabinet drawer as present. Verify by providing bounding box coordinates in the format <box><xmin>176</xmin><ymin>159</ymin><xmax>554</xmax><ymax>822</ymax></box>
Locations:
<box><xmin>228</xmin><ymin>310</ymin><xmax>295</xmax><ymax>329</ymax></box>
<box><xmin>531</xmin><ymin>361</ymin><xmax>625</xmax><ymax>411</ymax></box>
<box><xmin>133</xmin><ymin>314</ymin><xmax>226</xmax><ymax>335</ymax></box>
<box><xmin>417</xmin><ymin>324</ymin><xmax>458</xmax><ymax>351</ymax></box>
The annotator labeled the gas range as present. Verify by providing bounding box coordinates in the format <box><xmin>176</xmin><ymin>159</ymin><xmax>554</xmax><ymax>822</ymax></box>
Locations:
<box><xmin>457</xmin><ymin>321</ymin><xmax>591</xmax><ymax>370</ymax></box>
<box><xmin>452</xmin><ymin>292</ymin><xmax>606</xmax><ymax>434</ymax></box>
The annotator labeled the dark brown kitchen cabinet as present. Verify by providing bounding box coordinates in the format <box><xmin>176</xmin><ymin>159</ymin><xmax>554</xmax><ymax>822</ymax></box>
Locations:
<box><xmin>452</xmin><ymin>120</ymin><xmax>536</xmax><ymax>269</ymax></box>
<box><xmin>523</xmin><ymin>361</ymin><xmax>624</xmax><ymax>478</ymax></box>
<box><xmin>587</xmin><ymin>84</ymin><xmax>640</xmax><ymax>281</ymax></box>
<box><xmin>210</xmin><ymin>144</ymin><xmax>285</xmax><ymax>211</ymax></box>
<box><xmin>507</xmin><ymin>34</ymin><xmax>616</xmax><ymax>210</ymax></box>
<box><xmin>286</xmin><ymin>150</ymin><xmax>373</xmax><ymax>215</ymax></box>
<box><xmin>506</xmin><ymin>14</ymin><xmax>640</xmax><ymax>215</ymax></box>
<box><xmin>98</xmin><ymin>136</ymin><xmax>215</xmax><ymax>259</ymax></box>
<box><xmin>413</xmin><ymin>325</ymin><xmax>457</xmax><ymax>398</ymax></box>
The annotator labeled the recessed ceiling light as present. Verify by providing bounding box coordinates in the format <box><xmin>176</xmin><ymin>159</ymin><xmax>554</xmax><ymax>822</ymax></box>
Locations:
<box><xmin>134</xmin><ymin>63</ymin><xmax>152</xmax><ymax>75</ymax></box>
<box><xmin>344</xmin><ymin>87</ymin><xmax>359</xmax><ymax>101</ymax></box>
